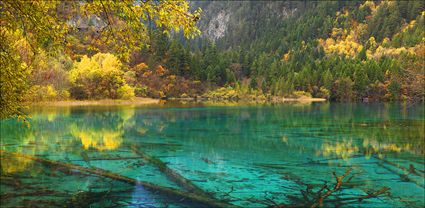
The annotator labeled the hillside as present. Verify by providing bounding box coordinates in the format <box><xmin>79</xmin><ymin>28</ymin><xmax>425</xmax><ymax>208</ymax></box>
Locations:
<box><xmin>2</xmin><ymin>1</ymin><xmax>424</xmax><ymax>119</ymax></box>
<box><xmin>168</xmin><ymin>0</ymin><xmax>424</xmax><ymax>101</ymax></box>
<box><xmin>1</xmin><ymin>2</ymin><xmax>425</xmax><ymax>207</ymax></box>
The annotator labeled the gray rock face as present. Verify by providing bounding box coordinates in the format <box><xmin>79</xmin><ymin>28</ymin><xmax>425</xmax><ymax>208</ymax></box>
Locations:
<box><xmin>205</xmin><ymin>10</ymin><xmax>230</xmax><ymax>41</ymax></box>
<box><xmin>67</xmin><ymin>15</ymin><xmax>106</xmax><ymax>31</ymax></box>
<box><xmin>192</xmin><ymin>1</ymin><xmax>298</xmax><ymax>43</ymax></box>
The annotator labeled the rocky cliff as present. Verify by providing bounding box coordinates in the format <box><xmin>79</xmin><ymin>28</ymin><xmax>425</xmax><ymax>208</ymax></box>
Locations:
<box><xmin>190</xmin><ymin>1</ymin><xmax>301</xmax><ymax>46</ymax></box>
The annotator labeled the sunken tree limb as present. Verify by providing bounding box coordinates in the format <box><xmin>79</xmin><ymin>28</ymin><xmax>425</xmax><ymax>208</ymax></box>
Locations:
<box><xmin>130</xmin><ymin>145</ymin><xmax>210</xmax><ymax>197</ymax></box>
<box><xmin>372</xmin><ymin>155</ymin><xmax>425</xmax><ymax>178</ymax></box>
<box><xmin>0</xmin><ymin>150</ymin><xmax>238</xmax><ymax>208</ymax></box>
<box><xmin>374</xmin><ymin>156</ymin><xmax>425</xmax><ymax>189</ymax></box>
<box><xmin>269</xmin><ymin>168</ymin><xmax>390</xmax><ymax>208</ymax></box>
<box><xmin>310</xmin><ymin>168</ymin><xmax>353</xmax><ymax>208</ymax></box>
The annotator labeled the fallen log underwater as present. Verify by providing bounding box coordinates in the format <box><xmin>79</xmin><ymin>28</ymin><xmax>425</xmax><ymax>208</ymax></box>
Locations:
<box><xmin>130</xmin><ymin>145</ymin><xmax>210</xmax><ymax>197</ymax></box>
<box><xmin>372</xmin><ymin>155</ymin><xmax>425</xmax><ymax>178</ymax></box>
<box><xmin>0</xmin><ymin>150</ymin><xmax>238</xmax><ymax>208</ymax></box>
<box><xmin>1</xmin><ymin>150</ymin><xmax>411</xmax><ymax>207</ymax></box>
<box><xmin>265</xmin><ymin>168</ymin><xmax>391</xmax><ymax>208</ymax></box>
<box><xmin>373</xmin><ymin>156</ymin><xmax>424</xmax><ymax>189</ymax></box>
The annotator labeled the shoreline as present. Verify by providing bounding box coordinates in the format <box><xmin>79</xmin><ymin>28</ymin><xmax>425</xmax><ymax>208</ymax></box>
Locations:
<box><xmin>170</xmin><ymin>97</ymin><xmax>327</xmax><ymax>103</ymax></box>
<box><xmin>274</xmin><ymin>97</ymin><xmax>327</xmax><ymax>102</ymax></box>
<box><xmin>27</xmin><ymin>96</ymin><xmax>327</xmax><ymax>107</ymax></box>
<box><xmin>28</xmin><ymin>97</ymin><xmax>160</xmax><ymax>107</ymax></box>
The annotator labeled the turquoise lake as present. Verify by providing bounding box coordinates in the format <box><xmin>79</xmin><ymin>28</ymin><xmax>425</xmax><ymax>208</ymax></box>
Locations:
<box><xmin>0</xmin><ymin>102</ymin><xmax>424</xmax><ymax>207</ymax></box>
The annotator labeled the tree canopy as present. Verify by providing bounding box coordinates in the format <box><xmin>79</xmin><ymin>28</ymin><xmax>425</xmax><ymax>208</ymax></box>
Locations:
<box><xmin>0</xmin><ymin>0</ymin><xmax>201</xmax><ymax>119</ymax></box>
<box><xmin>1</xmin><ymin>0</ymin><xmax>424</xmax><ymax>119</ymax></box>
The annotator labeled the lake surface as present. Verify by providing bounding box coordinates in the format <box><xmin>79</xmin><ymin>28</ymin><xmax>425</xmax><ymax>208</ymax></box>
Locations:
<box><xmin>1</xmin><ymin>102</ymin><xmax>424</xmax><ymax>207</ymax></box>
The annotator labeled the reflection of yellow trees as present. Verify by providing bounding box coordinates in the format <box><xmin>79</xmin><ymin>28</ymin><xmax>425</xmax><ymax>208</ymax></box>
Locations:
<box><xmin>1</xmin><ymin>131</ymin><xmax>41</xmax><ymax>174</ymax></box>
<box><xmin>68</xmin><ymin>107</ymin><xmax>135</xmax><ymax>151</ymax></box>
<box><xmin>1</xmin><ymin>106</ymin><xmax>137</xmax><ymax>175</ymax></box>
<box><xmin>320</xmin><ymin>140</ymin><xmax>359</xmax><ymax>160</ymax></box>
<box><xmin>70</xmin><ymin>125</ymin><xmax>123</xmax><ymax>151</ymax></box>
<box><xmin>362</xmin><ymin>138</ymin><xmax>413</xmax><ymax>159</ymax></box>
<box><xmin>0</xmin><ymin>106</ymin><xmax>139</xmax><ymax>176</ymax></box>
<box><xmin>119</xmin><ymin>108</ymin><xmax>135</xmax><ymax>125</ymax></box>
<box><xmin>358</xmin><ymin>121</ymin><xmax>424</xmax><ymax>156</ymax></box>
<box><xmin>319</xmin><ymin>136</ymin><xmax>421</xmax><ymax>161</ymax></box>
<box><xmin>30</xmin><ymin>107</ymin><xmax>71</xmax><ymax>122</ymax></box>
<box><xmin>1</xmin><ymin>155</ymin><xmax>34</xmax><ymax>174</ymax></box>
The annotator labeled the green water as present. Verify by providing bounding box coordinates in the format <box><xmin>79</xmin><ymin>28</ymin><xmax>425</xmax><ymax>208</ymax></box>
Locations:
<box><xmin>1</xmin><ymin>102</ymin><xmax>424</xmax><ymax>207</ymax></box>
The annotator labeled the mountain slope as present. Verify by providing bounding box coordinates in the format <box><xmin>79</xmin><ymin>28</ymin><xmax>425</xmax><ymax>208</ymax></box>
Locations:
<box><xmin>167</xmin><ymin>0</ymin><xmax>424</xmax><ymax>101</ymax></box>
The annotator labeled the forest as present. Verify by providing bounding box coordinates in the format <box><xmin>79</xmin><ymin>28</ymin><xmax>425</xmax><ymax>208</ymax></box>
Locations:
<box><xmin>1</xmin><ymin>0</ymin><xmax>424</xmax><ymax>119</ymax></box>
<box><xmin>1</xmin><ymin>1</ymin><xmax>424</xmax><ymax>207</ymax></box>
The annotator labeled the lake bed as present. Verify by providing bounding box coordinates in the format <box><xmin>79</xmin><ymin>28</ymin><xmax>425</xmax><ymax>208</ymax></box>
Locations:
<box><xmin>1</xmin><ymin>102</ymin><xmax>424</xmax><ymax>207</ymax></box>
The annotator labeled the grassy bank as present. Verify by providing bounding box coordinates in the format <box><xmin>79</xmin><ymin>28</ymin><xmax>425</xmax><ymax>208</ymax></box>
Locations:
<box><xmin>171</xmin><ymin>97</ymin><xmax>326</xmax><ymax>103</ymax></box>
<box><xmin>28</xmin><ymin>97</ymin><xmax>159</xmax><ymax>107</ymax></box>
<box><xmin>28</xmin><ymin>95</ymin><xmax>325</xmax><ymax>108</ymax></box>
<box><xmin>200</xmin><ymin>87</ymin><xmax>327</xmax><ymax>103</ymax></box>
<box><xmin>276</xmin><ymin>97</ymin><xmax>326</xmax><ymax>102</ymax></box>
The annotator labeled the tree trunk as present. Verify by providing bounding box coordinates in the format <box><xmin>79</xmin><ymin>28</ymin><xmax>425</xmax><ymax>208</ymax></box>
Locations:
<box><xmin>0</xmin><ymin>150</ymin><xmax>238</xmax><ymax>208</ymax></box>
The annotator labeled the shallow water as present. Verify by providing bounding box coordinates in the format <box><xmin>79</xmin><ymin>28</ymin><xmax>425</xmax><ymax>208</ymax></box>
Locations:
<box><xmin>1</xmin><ymin>102</ymin><xmax>424</xmax><ymax>207</ymax></box>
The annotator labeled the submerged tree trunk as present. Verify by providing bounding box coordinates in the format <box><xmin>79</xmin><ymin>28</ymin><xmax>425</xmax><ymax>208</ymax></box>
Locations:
<box><xmin>130</xmin><ymin>145</ymin><xmax>210</xmax><ymax>197</ymax></box>
<box><xmin>374</xmin><ymin>156</ymin><xmax>424</xmax><ymax>188</ymax></box>
<box><xmin>0</xmin><ymin>150</ymin><xmax>238</xmax><ymax>208</ymax></box>
<box><xmin>372</xmin><ymin>155</ymin><xmax>424</xmax><ymax>178</ymax></box>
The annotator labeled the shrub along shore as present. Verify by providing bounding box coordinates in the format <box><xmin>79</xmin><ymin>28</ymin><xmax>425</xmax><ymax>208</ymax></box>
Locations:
<box><xmin>27</xmin><ymin>97</ymin><xmax>160</xmax><ymax>107</ymax></box>
<box><xmin>28</xmin><ymin>96</ymin><xmax>326</xmax><ymax>107</ymax></box>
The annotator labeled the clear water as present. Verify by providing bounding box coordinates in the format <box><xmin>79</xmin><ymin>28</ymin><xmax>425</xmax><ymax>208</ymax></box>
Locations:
<box><xmin>1</xmin><ymin>102</ymin><xmax>424</xmax><ymax>207</ymax></box>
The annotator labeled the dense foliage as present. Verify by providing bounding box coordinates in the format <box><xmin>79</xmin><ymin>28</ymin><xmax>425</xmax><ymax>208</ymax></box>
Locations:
<box><xmin>68</xmin><ymin>53</ymin><xmax>132</xmax><ymax>99</ymax></box>
<box><xmin>169</xmin><ymin>1</ymin><xmax>424</xmax><ymax>102</ymax></box>
<box><xmin>0</xmin><ymin>0</ymin><xmax>200</xmax><ymax>118</ymax></box>
<box><xmin>1</xmin><ymin>0</ymin><xmax>424</xmax><ymax>119</ymax></box>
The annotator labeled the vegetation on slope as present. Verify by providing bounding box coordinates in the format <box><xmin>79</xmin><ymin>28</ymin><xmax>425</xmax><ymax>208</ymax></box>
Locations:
<box><xmin>0</xmin><ymin>0</ymin><xmax>201</xmax><ymax>118</ymax></box>
<box><xmin>1</xmin><ymin>0</ymin><xmax>424</xmax><ymax>119</ymax></box>
<box><xmin>178</xmin><ymin>1</ymin><xmax>424</xmax><ymax>102</ymax></box>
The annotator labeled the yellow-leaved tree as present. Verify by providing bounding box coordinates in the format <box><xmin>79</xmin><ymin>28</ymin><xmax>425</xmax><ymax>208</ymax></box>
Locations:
<box><xmin>1</xmin><ymin>0</ymin><xmax>201</xmax><ymax>119</ymax></box>
<box><xmin>69</xmin><ymin>53</ymin><xmax>134</xmax><ymax>99</ymax></box>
